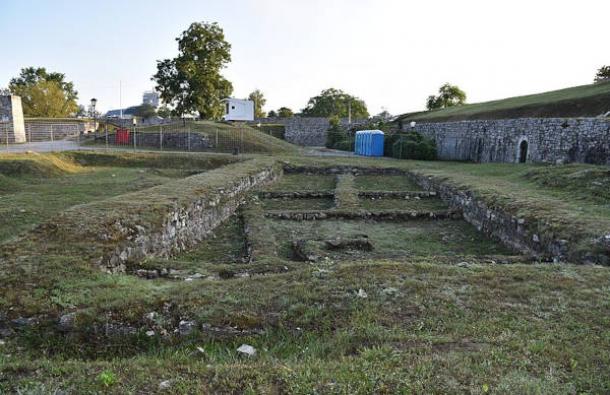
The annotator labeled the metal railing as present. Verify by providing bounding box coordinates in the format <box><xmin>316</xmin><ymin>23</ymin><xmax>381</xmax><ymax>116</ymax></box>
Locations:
<box><xmin>1</xmin><ymin>118</ymin><xmax>282</xmax><ymax>155</ymax></box>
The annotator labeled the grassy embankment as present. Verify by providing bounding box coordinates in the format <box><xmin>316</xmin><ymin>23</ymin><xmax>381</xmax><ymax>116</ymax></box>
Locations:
<box><xmin>397</xmin><ymin>80</ymin><xmax>610</xmax><ymax>122</ymax></box>
<box><xmin>93</xmin><ymin>120</ymin><xmax>299</xmax><ymax>155</ymax></box>
<box><xmin>0</xmin><ymin>151</ymin><xmax>238</xmax><ymax>243</ymax></box>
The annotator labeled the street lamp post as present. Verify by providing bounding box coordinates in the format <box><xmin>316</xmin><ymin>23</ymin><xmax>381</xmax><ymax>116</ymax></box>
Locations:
<box><xmin>90</xmin><ymin>98</ymin><xmax>98</xmax><ymax>137</ymax></box>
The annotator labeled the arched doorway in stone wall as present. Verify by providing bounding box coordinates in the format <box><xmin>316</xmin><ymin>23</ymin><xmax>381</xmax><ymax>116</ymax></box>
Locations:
<box><xmin>518</xmin><ymin>139</ymin><xmax>528</xmax><ymax>163</ymax></box>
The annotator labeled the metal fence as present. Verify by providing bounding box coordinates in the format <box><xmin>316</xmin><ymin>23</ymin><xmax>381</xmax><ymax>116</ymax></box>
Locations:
<box><xmin>85</xmin><ymin>120</ymin><xmax>269</xmax><ymax>154</ymax></box>
<box><xmin>0</xmin><ymin>119</ymin><xmax>288</xmax><ymax>154</ymax></box>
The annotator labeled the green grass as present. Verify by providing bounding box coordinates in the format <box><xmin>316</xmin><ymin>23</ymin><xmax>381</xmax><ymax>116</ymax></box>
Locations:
<box><xmin>3</xmin><ymin>262</ymin><xmax>610</xmax><ymax>393</ymax></box>
<box><xmin>263</xmin><ymin>174</ymin><xmax>336</xmax><ymax>191</ymax></box>
<box><xmin>397</xmin><ymin>80</ymin><xmax>610</xmax><ymax>122</ymax></box>
<box><xmin>359</xmin><ymin>196</ymin><xmax>449</xmax><ymax>211</ymax></box>
<box><xmin>0</xmin><ymin>152</ymin><xmax>240</xmax><ymax>244</ymax></box>
<box><xmin>1</xmin><ymin>153</ymin><xmax>610</xmax><ymax>392</ymax></box>
<box><xmin>268</xmin><ymin>219</ymin><xmax>512</xmax><ymax>260</ymax></box>
<box><xmin>0</xmin><ymin>167</ymin><xmax>190</xmax><ymax>244</ymax></box>
<box><xmin>191</xmin><ymin>121</ymin><xmax>298</xmax><ymax>155</ymax></box>
<box><xmin>261</xmin><ymin>197</ymin><xmax>335</xmax><ymax>210</ymax></box>
<box><xmin>354</xmin><ymin>174</ymin><xmax>421</xmax><ymax>191</ymax></box>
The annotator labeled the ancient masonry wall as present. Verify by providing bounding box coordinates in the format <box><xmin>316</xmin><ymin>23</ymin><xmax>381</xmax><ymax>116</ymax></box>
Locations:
<box><xmin>255</xmin><ymin>117</ymin><xmax>368</xmax><ymax>146</ymax></box>
<box><xmin>405</xmin><ymin>118</ymin><xmax>610</xmax><ymax>165</ymax></box>
<box><xmin>98</xmin><ymin>161</ymin><xmax>281</xmax><ymax>272</ymax></box>
<box><xmin>410</xmin><ymin>171</ymin><xmax>608</xmax><ymax>264</ymax></box>
<box><xmin>283</xmin><ymin>164</ymin><xmax>608</xmax><ymax>263</ymax></box>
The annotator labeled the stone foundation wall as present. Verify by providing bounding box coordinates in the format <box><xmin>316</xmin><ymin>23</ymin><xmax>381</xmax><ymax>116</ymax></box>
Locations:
<box><xmin>97</xmin><ymin>160</ymin><xmax>280</xmax><ymax>271</ymax></box>
<box><xmin>405</xmin><ymin>118</ymin><xmax>610</xmax><ymax>165</ymax></box>
<box><xmin>38</xmin><ymin>159</ymin><xmax>281</xmax><ymax>272</ymax></box>
<box><xmin>410</xmin><ymin>172</ymin><xmax>608</xmax><ymax>264</ymax></box>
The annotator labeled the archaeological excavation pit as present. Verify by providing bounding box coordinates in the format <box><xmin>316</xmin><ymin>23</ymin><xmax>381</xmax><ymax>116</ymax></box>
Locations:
<box><xmin>129</xmin><ymin>167</ymin><xmax>524</xmax><ymax>280</ymax></box>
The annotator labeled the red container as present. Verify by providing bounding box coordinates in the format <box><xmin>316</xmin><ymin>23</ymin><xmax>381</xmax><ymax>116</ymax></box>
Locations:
<box><xmin>116</xmin><ymin>128</ymin><xmax>130</xmax><ymax>144</ymax></box>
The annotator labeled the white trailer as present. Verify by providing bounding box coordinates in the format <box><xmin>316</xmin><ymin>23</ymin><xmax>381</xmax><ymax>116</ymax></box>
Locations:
<box><xmin>222</xmin><ymin>98</ymin><xmax>254</xmax><ymax>121</ymax></box>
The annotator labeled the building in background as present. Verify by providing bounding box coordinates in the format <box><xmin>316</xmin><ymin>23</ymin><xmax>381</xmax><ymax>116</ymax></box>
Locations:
<box><xmin>222</xmin><ymin>98</ymin><xmax>254</xmax><ymax>121</ymax></box>
<box><xmin>142</xmin><ymin>91</ymin><xmax>160</xmax><ymax>108</ymax></box>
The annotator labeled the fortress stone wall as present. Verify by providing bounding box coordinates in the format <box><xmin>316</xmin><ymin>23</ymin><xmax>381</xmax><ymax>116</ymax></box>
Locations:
<box><xmin>254</xmin><ymin>117</ymin><xmax>368</xmax><ymax>146</ymax></box>
<box><xmin>404</xmin><ymin>118</ymin><xmax>610</xmax><ymax>165</ymax></box>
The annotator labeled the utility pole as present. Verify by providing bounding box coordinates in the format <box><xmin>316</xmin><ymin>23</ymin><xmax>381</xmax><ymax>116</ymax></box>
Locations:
<box><xmin>348</xmin><ymin>101</ymin><xmax>352</xmax><ymax>124</ymax></box>
<box><xmin>119</xmin><ymin>80</ymin><xmax>123</xmax><ymax>119</ymax></box>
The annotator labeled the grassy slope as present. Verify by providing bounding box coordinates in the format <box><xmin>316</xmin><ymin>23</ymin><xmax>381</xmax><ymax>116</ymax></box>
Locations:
<box><xmin>135</xmin><ymin>121</ymin><xmax>299</xmax><ymax>155</ymax></box>
<box><xmin>0</xmin><ymin>152</ymin><xmax>238</xmax><ymax>243</ymax></box>
<box><xmin>397</xmin><ymin>80</ymin><xmax>610</xmax><ymax>122</ymax></box>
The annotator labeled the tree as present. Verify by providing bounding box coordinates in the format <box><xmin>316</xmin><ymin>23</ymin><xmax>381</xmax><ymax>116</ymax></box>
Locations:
<box><xmin>267</xmin><ymin>110</ymin><xmax>278</xmax><ymax>118</ymax></box>
<box><xmin>9</xmin><ymin>67</ymin><xmax>79</xmax><ymax>117</ymax></box>
<box><xmin>152</xmin><ymin>22</ymin><xmax>233</xmax><ymax>119</ymax></box>
<box><xmin>372</xmin><ymin>110</ymin><xmax>392</xmax><ymax>123</ymax></box>
<box><xmin>277</xmin><ymin>107</ymin><xmax>294</xmax><ymax>118</ymax></box>
<box><xmin>132</xmin><ymin>104</ymin><xmax>157</xmax><ymax>119</ymax></box>
<box><xmin>594</xmin><ymin>66</ymin><xmax>610</xmax><ymax>83</ymax></box>
<box><xmin>426</xmin><ymin>83</ymin><xmax>466</xmax><ymax>110</ymax></box>
<box><xmin>302</xmin><ymin>88</ymin><xmax>368</xmax><ymax>118</ymax></box>
<box><xmin>157</xmin><ymin>105</ymin><xmax>172</xmax><ymax>118</ymax></box>
<box><xmin>248</xmin><ymin>89</ymin><xmax>266</xmax><ymax>118</ymax></box>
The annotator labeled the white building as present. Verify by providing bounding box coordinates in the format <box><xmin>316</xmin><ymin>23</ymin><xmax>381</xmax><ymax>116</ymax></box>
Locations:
<box><xmin>142</xmin><ymin>91</ymin><xmax>160</xmax><ymax>108</ymax></box>
<box><xmin>223</xmin><ymin>98</ymin><xmax>254</xmax><ymax>121</ymax></box>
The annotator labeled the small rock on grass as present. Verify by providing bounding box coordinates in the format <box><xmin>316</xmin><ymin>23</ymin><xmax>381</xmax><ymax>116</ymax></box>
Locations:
<box><xmin>159</xmin><ymin>380</ymin><xmax>172</xmax><ymax>390</ymax></box>
<box><xmin>356</xmin><ymin>288</ymin><xmax>368</xmax><ymax>298</ymax></box>
<box><xmin>237</xmin><ymin>344</ymin><xmax>256</xmax><ymax>357</ymax></box>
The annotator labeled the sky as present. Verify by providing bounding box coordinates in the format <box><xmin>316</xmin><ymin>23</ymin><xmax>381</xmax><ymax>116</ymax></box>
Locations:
<box><xmin>0</xmin><ymin>0</ymin><xmax>608</xmax><ymax>115</ymax></box>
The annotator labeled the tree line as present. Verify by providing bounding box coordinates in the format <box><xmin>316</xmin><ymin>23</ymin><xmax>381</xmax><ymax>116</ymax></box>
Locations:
<box><xmin>4</xmin><ymin>20</ymin><xmax>609</xmax><ymax>119</ymax></box>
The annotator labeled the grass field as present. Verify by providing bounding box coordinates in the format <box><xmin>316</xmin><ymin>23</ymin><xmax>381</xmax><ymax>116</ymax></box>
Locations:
<box><xmin>397</xmin><ymin>80</ymin><xmax>610</xmax><ymax>122</ymax></box>
<box><xmin>1</xmin><ymin>152</ymin><xmax>609</xmax><ymax>393</ymax></box>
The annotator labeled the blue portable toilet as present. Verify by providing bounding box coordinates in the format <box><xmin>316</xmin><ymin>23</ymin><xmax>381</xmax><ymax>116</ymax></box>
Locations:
<box><xmin>354</xmin><ymin>130</ymin><xmax>365</xmax><ymax>155</ymax></box>
<box><xmin>354</xmin><ymin>130</ymin><xmax>384</xmax><ymax>157</ymax></box>
<box><xmin>370</xmin><ymin>130</ymin><xmax>384</xmax><ymax>157</ymax></box>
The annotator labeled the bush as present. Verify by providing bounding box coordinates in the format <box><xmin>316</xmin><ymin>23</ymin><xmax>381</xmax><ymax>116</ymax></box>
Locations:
<box><xmin>334</xmin><ymin>138</ymin><xmax>355</xmax><ymax>152</ymax></box>
<box><xmin>326</xmin><ymin>116</ymin><xmax>354</xmax><ymax>150</ymax></box>
<box><xmin>383</xmin><ymin>133</ymin><xmax>401</xmax><ymax>156</ymax></box>
<box><xmin>391</xmin><ymin>132</ymin><xmax>437</xmax><ymax>160</ymax></box>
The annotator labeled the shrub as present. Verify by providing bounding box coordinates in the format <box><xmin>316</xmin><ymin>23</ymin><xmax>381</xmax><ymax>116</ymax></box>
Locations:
<box><xmin>391</xmin><ymin>132</ymin><xmax>437</xmax><ymax>160</ymax></box>
<box><xmin>326</xmin><ymin>116</ymin><xmax>355</xmax><ymax>151</ymax></box>
<box><xmin>334</xmin><ymin>138</ymin><xmax>355</xmax><ymax>152</ymax></box>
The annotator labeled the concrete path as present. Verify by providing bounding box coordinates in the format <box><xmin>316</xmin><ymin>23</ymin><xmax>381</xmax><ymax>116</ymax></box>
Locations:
<box><xmin>0</xmin><ymin>140</ymin><xmax>86</xmax><ymax>154</ymax></box>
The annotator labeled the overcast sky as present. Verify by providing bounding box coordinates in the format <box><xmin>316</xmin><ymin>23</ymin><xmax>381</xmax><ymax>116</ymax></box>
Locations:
<box><xmin>1</xmin><ymin>0</ymin><xmax>608</xmax><ymax>115</ymax></box>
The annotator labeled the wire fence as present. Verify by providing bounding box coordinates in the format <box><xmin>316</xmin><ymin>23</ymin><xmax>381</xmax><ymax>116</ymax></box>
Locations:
<box><xmin>88</xmin><ymin>121</ymin><xmax>257</xmax><ymax>154</ymax></box>
<box><xmin>0</xmin><ymin>119</ymin><xmax>289</xmax><ymax>154</ymax></box>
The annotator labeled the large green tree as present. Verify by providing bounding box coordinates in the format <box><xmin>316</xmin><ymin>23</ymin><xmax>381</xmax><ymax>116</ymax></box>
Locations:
<box><xmin>9</xmin><ymin>67</ymin><xmax>79</xmax><ymax>117</ymax></box>
<box><xmin>153</xmin><ymin>22</ymin><xmax>233</xmax><ymax>119</ymax></box>
<box><xmin>277</xmin><ymin>107</ymin><xmax>294</xmax><ymax>117</ymax></box>
<box><xmin>301</xmin><ymin>88</ymin><xmax>368</xmax><ymax>118</ymax></box>
<box><xmin>426</xmin><ymin>83</ymin><xmax>466</xmax><ymax>110</ymax></box>
<box><xmin>595</xmin><ymin>65</ymin><xmax>610</xmax><ymax>83</ymax></box>
<box><xmin>248</xmin><ymin>89</ymin><xmax>266</xmax><ymax>118</ymax></box>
